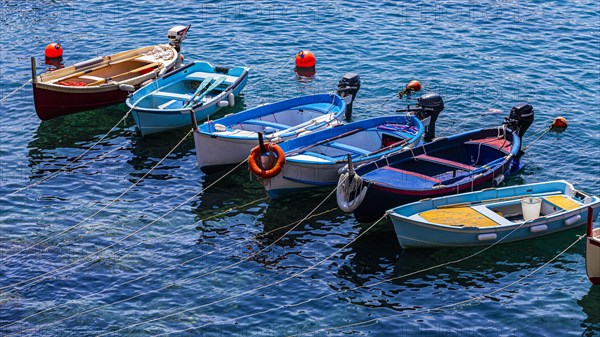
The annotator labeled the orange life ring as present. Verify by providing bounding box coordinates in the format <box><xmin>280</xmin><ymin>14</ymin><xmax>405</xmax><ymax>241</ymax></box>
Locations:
<box><xmin>248</xmin><ymin>143</ymin><xmax>285</xmax><ymax>179</ymax></box>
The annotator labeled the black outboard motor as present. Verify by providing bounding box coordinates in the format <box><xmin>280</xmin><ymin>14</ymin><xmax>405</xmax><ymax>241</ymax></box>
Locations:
<box><xmin>336</xmin><ymin>73</ymin><xmax>361</xmax><ymax>120</ymax></box>
<box><xmin>415</xmin><ymin>92</ymin><xmax>444</xmax><ymax>142</ymax></box>
<box><xmin>504</xmin><ymin>103</ymin><xmax>534</xmax><ymax>138</ymax></box>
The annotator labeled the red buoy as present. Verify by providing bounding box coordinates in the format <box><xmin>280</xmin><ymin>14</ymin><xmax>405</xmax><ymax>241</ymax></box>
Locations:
<box><xmin>399</xmin><ymin>80</ymin><xmax>422</xmax><ymax>98</ymax></box>
<box><xmin>550</xmin><ymin>116</ymin><xmax>568</xmax><ymax>133</ymax></box>
<box><xmin>295</xmin><ymin>50</ymin><xmax>316</xmax><ymax>68</ymax></box>
<box><xmin>45</xmin><ymin>43</ymin><xmax>63</xmax><ymax>58</ymax></box>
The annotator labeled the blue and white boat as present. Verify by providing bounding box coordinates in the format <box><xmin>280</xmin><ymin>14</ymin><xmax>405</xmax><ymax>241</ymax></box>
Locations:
<box><xmin>253</xmin><ymin>115</ymin><xmax>424</xmax><ymax>198</ymax></box>
<box><xmin>387</xmin><ymin>180</ymin><xmax>600</xmax><ymax>249</ymax></box>
<box><xmin>126</xmin><ymin>61</ymin><xmax>249</xmax><ymax>135</ymax></box>
<box><xmin>193</xmin><ymin>93</ymin><xmax>346</xmax><ymax>172</ymax></box>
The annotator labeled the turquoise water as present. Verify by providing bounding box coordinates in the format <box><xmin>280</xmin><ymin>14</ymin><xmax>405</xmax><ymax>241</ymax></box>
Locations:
<box><xmin>1</xmin><ymin>1</ymin><xmax>599</xmax><ymax>336</ymax></box>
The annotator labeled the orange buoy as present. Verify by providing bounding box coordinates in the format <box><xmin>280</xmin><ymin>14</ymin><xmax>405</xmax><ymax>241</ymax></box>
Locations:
<box><xmin>45</xmin><ymin>42</ymin><xmax>63</xmax><ymax>58</ymax></box>
<box><xmin>295</xmin><ymin>50</ymin><xmax>316</xmax><ymax>68</ymax></box>
<box><xmin>550</xmin><ymin>116</ymin><xmax>568</xmax><ymax>133</ymax></box>
<box><xmin>399</xmin><ymin>80</ymin><xmax>421</xmax><ymax>97</ymax></box>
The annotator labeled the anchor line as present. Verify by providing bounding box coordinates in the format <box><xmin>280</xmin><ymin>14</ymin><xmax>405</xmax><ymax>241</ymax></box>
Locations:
<box><xmin>289</xmin><ymin>234</ymin><xmax>585</xmax><ymax>336</ymax></box>
<box><xmin>0</xmin><ymin>129</ymin><xmax>191</xmax><ymax>272</ymax></box>
<box><xmin>1</xmin><ymin>205</ymin><xmax>336</xmax><ymax>333</ymax></box>
<box><xmin>132</xmin><ymin>208</ymin><xmax>539</xmax><ymax>336</ymax></box>
<box><xmin>1</xmin><ymin>158</ymin><xmax>261</xmax><ymax>334</ymax></box>
<box><xmin>244</xmin><ymin>55</ymin><xmax>295</xmax><ymax>90</ymax></box>
<box><xmin>4</xmin><ymin>110</ymin><xmax>132</xmax><ymax>198</ymax></box>
<box><xmin>8</xmin><ymin>176</ymin><xmax>338</xmax><ymax>336</ymax></box>
<box><xmin>0</xmin><ymin>79</ymin><xmax>31</xmax><ymax>103</ymax></box>
<box><xmin>95</xmin><ymin>203</ymin><xmax>384</xmax><ymax>337</ymax></box>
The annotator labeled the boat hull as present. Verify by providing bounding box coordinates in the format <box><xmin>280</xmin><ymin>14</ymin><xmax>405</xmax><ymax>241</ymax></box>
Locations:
<box><xmin>587</xmin><ymin>228</ymin><xmax>600</xmax><ymax>285</ymax></box>
<box><xmin>388</xmin><ymin>181</ymin><xmax>600</xmax><ymax>249</ymax></box>
<box><xmin>348</xmin><ymin>127</ymin><xmax>521</xmax><ymax>223</ymax></box>
<box><xmin>194</xmin><ymin>94</ymin><xmax>346</xmax><ymax>170</ymax></box>
<box><xmin>128</xmin><ymin>62</ymin><xmax>249</xmax><ymax>136</ymax></box>
<box><xmin>33</xmin><ymin>82</ymin><xmax>129</xmax><ymax>120</ymax></box>
<box><xmin>32</xmin><ymin>45</ymin><xmax>179</xmax><ymax>120</ymax></box>
<box><xmin>392</xmin><ymin>208</ymin><xmax>599</xmax><ymax>248</ymax></box>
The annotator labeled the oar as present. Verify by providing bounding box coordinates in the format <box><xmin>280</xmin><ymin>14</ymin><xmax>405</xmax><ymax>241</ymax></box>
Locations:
<box><xmin>183</xmin><ymin>77</ymin><xmax>212</xmax><ymax>107</ymax></box>
<box><xmin>54</xmin><ymin>55</ymin><xmax>142</xmax><ymax>83</ymax></box>
<box><xmin>86</xmin><ymin>62</ymin><xmax>161</xmax><ymax>86</ymax></box>
<box><xmin>356</xmin><ymin>137</ymin><xmax>410</xmax><ymax>159</ymax></box>
<box><xmin>184</xmin><ymin>76</ymin><xmax>226</xmax><ymax>108</ymax></box>
<box><xmin>286</xmin><ymin>128</ymin><xmax>364</xmax><ymax>156</ymax></box>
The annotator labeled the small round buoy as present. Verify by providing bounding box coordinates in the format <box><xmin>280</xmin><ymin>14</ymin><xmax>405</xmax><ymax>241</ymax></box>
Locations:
<box><xmin>550</xmin><ymin>116</ymin><xmax>568</xmax><ymax>133</ymax></box>
<box><xmin>406</xmin><ymin>80</ymin><xmax>421</xmax><ymax>92</ymax></box>
<box><xmin>295</xmin><ymin>50</ymin><xmax>316</xmax><ymax>68</ymax></box>
<box><xmin>45</xmin><ymin>42</ymin><xmax>63</xmax><ymax>58</ymax></box>
<box><xmin>398</xmin><ymin>80</ymin><xmax>421</xmax><ymax>98</ymax></box>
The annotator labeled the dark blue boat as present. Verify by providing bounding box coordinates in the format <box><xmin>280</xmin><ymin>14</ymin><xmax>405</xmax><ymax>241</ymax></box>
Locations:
<box><xmin>337</xmin><ymin>104</ymin><xmax>535</xmax><ymax>222</ymax></box>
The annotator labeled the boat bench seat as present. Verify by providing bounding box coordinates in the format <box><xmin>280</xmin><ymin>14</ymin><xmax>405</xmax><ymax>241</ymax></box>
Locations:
<box><xmin>465</xmin><ymin>138</ymin><xmax>512</xmax><ymax>154</ymax></box>
<box><xmin>243</xmin><ymin>119</ymin><xmax>291</xmax><ymax>130</ymax></box>
<box><xmin>326</xmin><ymin>142</ymin><xmax>371</xmax><ymax>155</ymax></box>
<box><xmin>297</xmin><ymin>151</ymin><xmax>336</xmax><ymax>163</ymax></box>
<box><xmin>152</xmin><ymin>92</ymin><xmax>193</xmax><ymax>100</ymax></box>
<box><xmin>543</xmin><ymin>195</ymin><xmax>582</xmax><ymax>211</ymax></box>
<box><xmin>416</xmin><ymin>154</ymin><xmax>476</xmax><ymax>171</ymax></box>
<box><xmin>79</xmin><ymin>75</ymin><xmax>105</xmax><ymax>81</ymax></box>
<box><xmin>363</xmin><ymin>166</ymin><xmax>440</xmax><ymax>189</ymax></box>
<box><xmin>186</xmin><ymin>72</ymin><xmax>237</xmax><ymax>85</ymax></box>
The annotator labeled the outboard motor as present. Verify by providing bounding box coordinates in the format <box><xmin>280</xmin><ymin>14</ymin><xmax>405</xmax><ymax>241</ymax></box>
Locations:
<box><xmin>167</xmin><ymin>25</ymin><xmax>190</xmax><ymax>53</ymax></box>
<box><xmin>504</xmin><ymin>103</ymin><xmax>534</xmax><ymax>138</ymax></box>
<box><xmin>337</xmin><ymin>73</ymin><xmax>361</xmax><ymax>120</ymax></box>
<box><xmin>415</xmin><ymin>92</ymin><xmax>444</xmax><ymax>142</ymax></box>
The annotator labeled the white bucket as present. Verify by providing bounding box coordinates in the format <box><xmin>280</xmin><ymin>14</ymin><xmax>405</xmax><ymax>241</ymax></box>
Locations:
<box><xmin>521</xmin><ymin>197</ymin><xmax>542</xmax><ymax>221</ymax></box>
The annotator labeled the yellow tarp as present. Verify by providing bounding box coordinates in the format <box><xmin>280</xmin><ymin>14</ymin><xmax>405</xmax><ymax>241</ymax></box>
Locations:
<box><xmin>419</xmin><ymin>207</ymin><xmax>499</xmax><ymax>228</ymax></box>
<box><xmin>543</xmin><ymin>195</ymin><xmax>581</xmax><ymax>211</ymax></box>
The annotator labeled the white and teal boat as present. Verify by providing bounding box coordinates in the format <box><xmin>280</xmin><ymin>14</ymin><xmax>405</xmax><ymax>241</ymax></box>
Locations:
<box><xmin>126</xmin><ymin>61</ymin><xmax>249</xmax><ymax>135</ymax></box>
<box><xmin>388</xmin><ymin>180</ymin><xmax>600</xmax><ymax>249</ymax></box>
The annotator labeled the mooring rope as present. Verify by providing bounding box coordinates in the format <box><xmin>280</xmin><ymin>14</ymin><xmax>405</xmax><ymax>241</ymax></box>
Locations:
<box><xmin>0</xmin><ymin>79</ymin><xmax>31</xmax><ymax>103</ymax></box>
<box><xmin>289</xmin><ymin>234</ymin><xmax>585</xmax><ymax>336</ymax></box>
<box><xmin>2</xmin><ymin>206</ymin><xmax>336</xmax><ymax>333</ymax></box>
<box><xmin>138</xmin><ymin>209</ymin><xmax>538</xmax><ymax>336</ymax></box>
<box><xmin>0</xmin><ymin>129</ymin><xmax>191</xmax><ymax>273</ymax></box>
<box><xmin>244</xmin><ymin>55</ymin><xmax>295</xmax><ymax>90</ymax></box>
<box><xmin>6</xmin><ymin>184</ymin><xmax>338</xmax><ymax>336</ymax></box>
<box><xmin>4</xmin><ymin>110</ymin><xmax>132</xmax><ymax>198</ymax></box>
<box><xmin>522</xmin><ymin>126</ymin><xmax>551</xmax><ymax>152</ymax></box>
<box><xmin>0</xmin><ymin>157</ymin><xmax>249</xmax><ymax>308</ymax></box>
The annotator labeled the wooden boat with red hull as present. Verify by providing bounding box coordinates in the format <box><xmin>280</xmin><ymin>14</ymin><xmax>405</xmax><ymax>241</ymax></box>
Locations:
<box><xmin>587</xmin><ymin>207</ymin><xmax>600</xmax><ymax>285</ymax></box>
<box><xmin>31</xmin><ymin>25</ymin><xmax>190</xmax><ymax>120</ymax></box>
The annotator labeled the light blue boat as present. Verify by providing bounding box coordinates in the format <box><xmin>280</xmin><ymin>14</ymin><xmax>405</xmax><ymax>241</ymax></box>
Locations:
<box><xmin>388</xmin><ymin>180</ymin><xmax>600</xmax><ymax>249</ymax></box>
<box><xmin>255</xmin><ymin>115</ymin><xmax>425</xmax><ymax>198</ymax></box>
<box><xmin>126</xmin><ymin>61</ymin><xmax>249</xmax><ymax>135</ymax></box>
<box><xmin>193</xmin><ymin>93</ymin><xmax>346</xmax><ymax>172</ymax></box>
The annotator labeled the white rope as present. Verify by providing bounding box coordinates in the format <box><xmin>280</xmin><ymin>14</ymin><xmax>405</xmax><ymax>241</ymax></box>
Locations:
<box><xmin>0</xmin><ymin>129</ymin><xmax>192</xmax><ymax>279</ymax></box>
<box><xmin>522</xmin><ymin>126</ymin><xmax>551</xmax><ymax>151</ymax></box>
<box><xmin>2</xmin><ymin>206</ymin><xmax>337</xmax><ymax>334</ymax></box>
<box><xmin>4</xmin><ymin>110</ymin><xmax>132</xmax><ymax>198</ymax></box>
<box><xmin>244</xmin><ymin>55</ymin><xmax>295</xmax><ymax>90</ymax></box>
<box><xmin>290</xmin><ymin>234</ymin><xmax>585</xmax><ymax>336</ymax></box>
<box><xmin>1</xmin><ymin>158</ymin><xmax>261</xmax><ymax>335</ymax></box>
<box><xmin>148</xmin><ymin>210</ymin><xmax>538</xmax><ymax>336</ymax></box>
<box><xmin>0</xmin><ymin>79</ymin><xmax>31</xmax><ymax>103</ymax></box>
<box><xmin>97</xmin><ymin>207</ymin><xmax>385</xmax><ymax>336</ymax></box>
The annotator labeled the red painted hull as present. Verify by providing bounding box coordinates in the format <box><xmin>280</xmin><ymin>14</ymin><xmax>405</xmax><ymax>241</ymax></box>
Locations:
<box><xmin>32</xmin><ymin>83</ymin><xmax>129</xmax><ymax>120</ymax></box>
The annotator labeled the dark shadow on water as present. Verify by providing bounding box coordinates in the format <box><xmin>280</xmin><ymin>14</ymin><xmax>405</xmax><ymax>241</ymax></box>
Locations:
<box><xmin>578</xmin><ymin>286</ymin><xmax>600</xmax><ymax>336</ymax></box>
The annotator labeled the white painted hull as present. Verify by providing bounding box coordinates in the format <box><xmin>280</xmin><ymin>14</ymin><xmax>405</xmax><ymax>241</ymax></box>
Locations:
<box><xmin>194</xmin><ymin>132</ymin><xmax>259</xmax><ymax>170</ymax></box>
<box><xmin>587</xmin><ymin>228</ymin><xmax>600</xmax><ymax>285</ymax></box>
